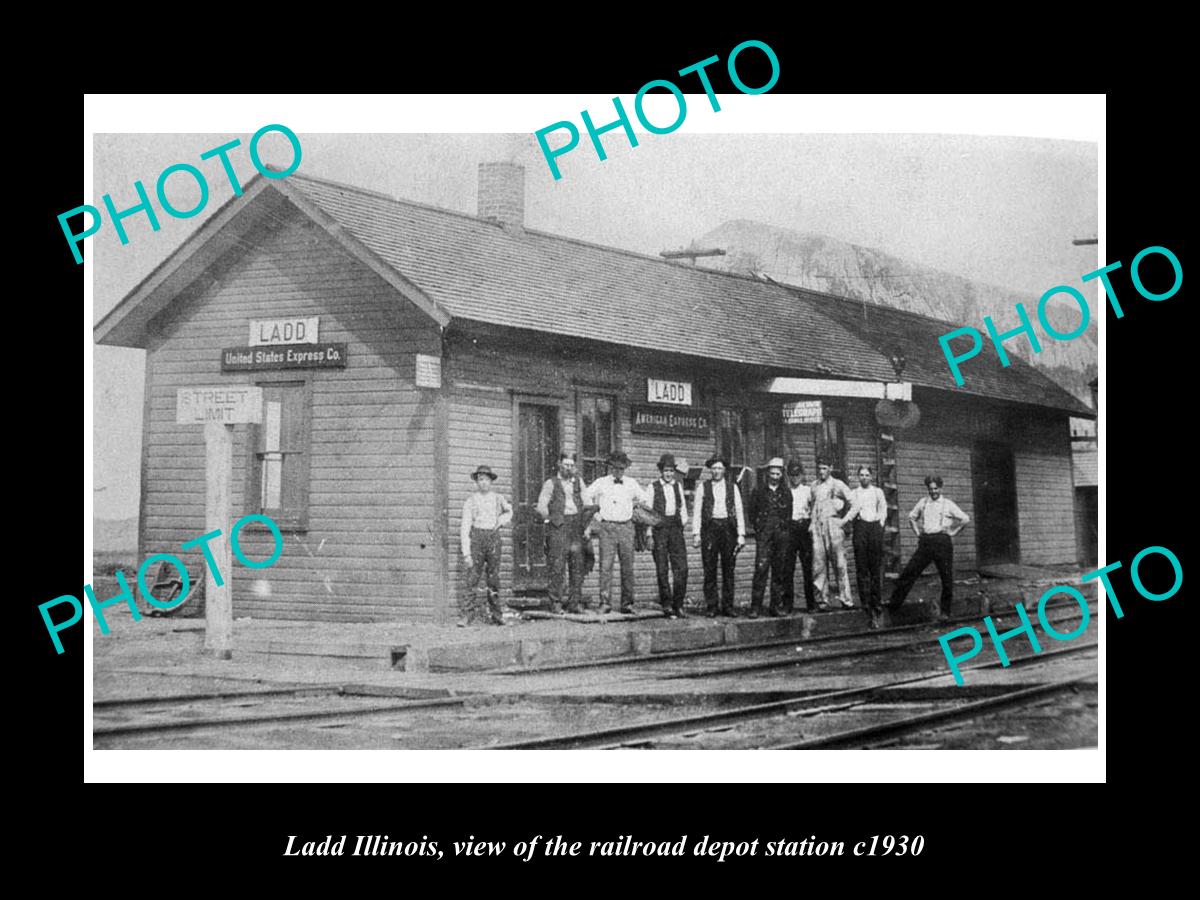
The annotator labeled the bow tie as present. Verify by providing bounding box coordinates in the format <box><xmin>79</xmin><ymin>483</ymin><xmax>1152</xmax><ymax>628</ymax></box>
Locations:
<box><xmin>613</xmin><ymin>478</ymin><xmax>623</xmax><ymax>484</ymax></box>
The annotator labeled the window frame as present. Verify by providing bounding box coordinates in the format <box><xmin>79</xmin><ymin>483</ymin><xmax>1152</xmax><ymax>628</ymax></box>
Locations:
<box><xmin>243</xmin><ymin>377</ymin><xmax>312</xmax><ymax>533</ymax></box>
<box><xmin>814</xmin><ymin>414</ymin><xmax>847</xmax><ymax>482</ymax></box>
<box><xmin>717</xmin><ymin>403</ymin><xmax>784</xmax><ymax>534</ymax></box>
<box><xmin>576</xmin><ymin>391</ymin><xmax>620</xmax><ymax>484</ymax></box>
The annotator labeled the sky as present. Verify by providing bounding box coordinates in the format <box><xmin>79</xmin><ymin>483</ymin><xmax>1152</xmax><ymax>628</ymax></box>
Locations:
<box><xmin>91</xmin><ymin>131</ymin><xmax>1097</xmax><ymax>519</ymax></box>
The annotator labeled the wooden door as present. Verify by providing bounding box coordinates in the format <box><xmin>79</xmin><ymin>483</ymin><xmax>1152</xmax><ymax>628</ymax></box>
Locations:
<box><xmin>972</xmin><ymin>441</ymin><xmax>1020</xmax><ymax>566</ymax></box>
<box><xmin>513</xmin><ymin>402</ymin><xmax>560</xmax><ymax>591</ymax></box>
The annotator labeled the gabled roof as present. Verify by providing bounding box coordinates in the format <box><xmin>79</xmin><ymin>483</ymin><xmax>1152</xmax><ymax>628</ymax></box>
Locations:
<box><xmin>285</xmin><ymin>176</ymin><xmax>894</xmax><ymax>383</ymax></box>
<box><xmin>95</xmin><ymin>171</ymin><xmax>1093</xmax><ymax>417</ymax></box>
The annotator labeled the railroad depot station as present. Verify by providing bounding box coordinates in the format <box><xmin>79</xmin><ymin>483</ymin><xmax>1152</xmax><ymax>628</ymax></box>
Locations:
<box><xmin>95</xmin><ymin>163</ymin><xmax>1095</xmax><ymax>627</ymax></box>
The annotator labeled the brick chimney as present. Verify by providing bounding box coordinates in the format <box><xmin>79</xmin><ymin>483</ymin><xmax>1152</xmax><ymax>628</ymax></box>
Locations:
<box><xmin>477</xmin><ymin>162</ymin><xmax>525</xmax><ymax>231</ymax></box>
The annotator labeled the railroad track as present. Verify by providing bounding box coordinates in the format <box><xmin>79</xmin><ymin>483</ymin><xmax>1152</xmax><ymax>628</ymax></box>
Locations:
<box><xmin>93</xmin><ymin>603</ymin><xmax>1094</xmax><ymax>746</ymax></box>
<box><xmin>767</xmin><ymin>676</ymin><xmax>1092</xmax><ymax>749</ymax></box>
<box><xmin>93</xmin><ymin>685</ymin><xmax>338</xmax><ymax>709</ymax></box>
<box><xmin>481</xmin><ymin>641</ymin><xmax>1098</xmax><ymax>750</ymax></box>
<box><xmin>92</xmin><ymin>690</ymin><xmax>468</xmax><ymax>739</ymax></box>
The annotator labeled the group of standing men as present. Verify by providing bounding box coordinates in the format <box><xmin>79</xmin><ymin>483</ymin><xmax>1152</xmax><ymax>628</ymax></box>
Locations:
<box><xmin>461</xmin><ymin>450</ymin><xmax>969</xmax><ymax>628</ymax></box>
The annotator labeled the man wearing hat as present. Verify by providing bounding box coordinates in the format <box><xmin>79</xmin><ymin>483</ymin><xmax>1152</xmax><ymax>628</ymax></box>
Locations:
<box><xmin>536</xmin><ymin>452</ymin><xmax>589</xmax><ymax>614</ymax></box>
<box><xmin>748</xmin><ymin>457</ymin><xmax>793</xmax><ymax>617</ymax></box>
<box><xmin>691</xmin><ymin>456</ymin><xmax>746</xmax><ymax>617</ymax></box>
<box><xmin>781</xmin><ymin>460</ymin><xmax>816</xmax><ymax>614</ymax></box>
<box><xmin>888</xmin><ymin>474</ymin><xmax>969</xmax><ymax>622</ymax></box>
<box><xmin>810</xmin><ymin>458</ymin><xmax>855</xmax><ymax>610</ymax></box>
<box><xmin>648</xmin><ymin>453</ymin><xmax>690</xmax><ymax>617</ymax></box>
<box><xmin>459</xmin><ymin>465</ymin><xmax>513</xmax><ymax>626</ymax></box>
<box><xmin>582</xmin><ymin>450</ymin><xmax>646</xmax><ymax>614</ymax></box>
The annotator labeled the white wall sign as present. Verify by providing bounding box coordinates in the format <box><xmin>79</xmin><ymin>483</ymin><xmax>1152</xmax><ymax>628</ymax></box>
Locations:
<box><xmin>176</xmin><ymin>386</ymin><xmax>263</xmax><ymax>424</ymax></box>
<box><xmin>647</xmin><ymin>378</ymin><xmax>692</xmax><ymax>406</ymax></box>
<box><xmin>249</xmin><ymin>316</ymin><xmax>320</xmax><ymax>346</ymax></box>
<box><xmin>783</xmin><ymin>399</ymin><xmax>823</xmax><ymax>424</ymax></box>
<box><xmin>416</xmin><ymin>354</ymin><xmax>442</xmax><ymax>388</ymax></box>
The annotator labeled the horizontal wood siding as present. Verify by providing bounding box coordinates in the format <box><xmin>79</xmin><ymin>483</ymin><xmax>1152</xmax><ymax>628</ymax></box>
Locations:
<box><xmin>1013</xmin><ymin>412</ymin><xmax>1076</xmax><ymax>565</ymax></box>
<box><xmin>445</xmin><ymin>340</ymin><xmax>893</xmax><ymax>611</ymax></box>
<box><xmin>140</xmin><ymin>202</ymin><xmax>442</xmax><ymax>622</ymax></box>
<box><xmin>833</xmin><ymin>402</ymin><xmax>881</xmax><ymax>590</ymax></box>
<box><xmin>894</xmin><ymin>392</ymin><xmax>1075</xmax><ymax>574</ymax></box>
<box><xmin>447</xmin><ymin>387</ymin><xmax>514</xmax><ymax>607</ymax></box>
<box><xmin>895</xmin><ymin>434</ymin><xmax>978</xmax><ymax>573</ymax></box>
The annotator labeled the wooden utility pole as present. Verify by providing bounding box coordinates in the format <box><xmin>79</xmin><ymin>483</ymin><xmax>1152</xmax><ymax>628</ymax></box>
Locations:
<box><xmin>176</xmin><ymin>386</ymin><xmax>263</xmax><ymax>660</ymax></box>
<box><xmin>204</xmin><ymin>420</ymin><xmax>234</xmax><ymax>658</ymax></box>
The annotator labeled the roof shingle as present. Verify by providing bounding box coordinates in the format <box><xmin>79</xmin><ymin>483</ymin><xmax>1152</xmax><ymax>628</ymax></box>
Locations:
<box><xmin>287</xmin><ymin>174</ymin><xmax>1090</xmax><ymax>416</ymax></box>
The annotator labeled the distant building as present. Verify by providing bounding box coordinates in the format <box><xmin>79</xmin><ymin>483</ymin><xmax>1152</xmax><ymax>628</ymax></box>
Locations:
<box><xmin>95</xmin><ymin>163</ymin><xmax>1094</xmax><ymax>623</ymax></box>
<box><xmin>1072</xmin><ymin>378</ymin><xmax>1099</xmax><ymax>567</ymax></box>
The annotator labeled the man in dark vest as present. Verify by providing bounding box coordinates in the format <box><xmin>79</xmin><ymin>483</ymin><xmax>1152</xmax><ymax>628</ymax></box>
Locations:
<box><xmin>536</xmin><ymin>452</ymin><xmax>588</xmax><ymax>613</ymax></box>
<box><xmin>748</xmin><ymin>457</ymin><xmax>793</xmax><ymax>618</ymax></box>
<box><xmin>691</xmin><ymin>456</ymin><xmax>746</xmax><ymax>617</ymax></box>
<box><xmin>781</xmin><ymin>459</ymin><xmax>816</xmax><ymax>614</ymax></box>
<box><xmin>649</xmin><ymin>453</ymin><xmax>689</xmax><ymax>618</ymax></box>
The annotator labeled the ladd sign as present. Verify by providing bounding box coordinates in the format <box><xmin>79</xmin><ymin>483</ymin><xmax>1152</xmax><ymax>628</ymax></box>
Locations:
<box><xmin>250</xmin><ymin>316</ymin><xmax>319</xmax><ymax>346</ymax></box>
<box><xmin>647</xmin><ymin>378</ymin><xmax>692</xmax><ymax>406</ymax></box>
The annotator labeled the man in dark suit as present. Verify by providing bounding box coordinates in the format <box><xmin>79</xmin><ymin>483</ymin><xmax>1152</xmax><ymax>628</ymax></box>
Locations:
<box><xmin>692</xmin><ymin>457</ymin><xmax>746</xmax><ymax>617</ymax></box>
<box><xmin>748</xmin><ymin>457</ymin><xmax>793</xmax><ymax>618</ymax></box>
<box><xmin>781</xmin><ymin>459</ymin><xmax>816</xmax><ymax>614</ymax></box>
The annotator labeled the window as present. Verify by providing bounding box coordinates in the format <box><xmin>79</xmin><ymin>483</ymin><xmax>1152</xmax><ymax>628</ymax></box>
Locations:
<box><xmin>719</xmin><ymin>407</ymin><xmax>783</xmax><ymax>528</ymax></box>
<box><xmin>718</xmin><ymin>409</ymin><xmax>745</xmax><ymax>474</ymax></box>
<box><xmin>815</xmin><ymin>416</ymin><xmax>846</xmax><ymax>481</ymax></box>
<box><xmin>246</xmin><ymin>382</ymin><xmax>310</xmax><ymax>530</ymax></box>
<box><xmin>578</xmin><ymin>393</ymin><xmax>616</xmax><ymax>483</ymax></box>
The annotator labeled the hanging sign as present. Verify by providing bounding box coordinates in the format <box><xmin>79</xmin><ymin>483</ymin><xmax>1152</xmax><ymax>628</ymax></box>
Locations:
<box><xmin>631</xmin><ymin>403</ymin><xmax>711</xmax><ymax>436</ymax></box>
<box><xmin>221</xmin><ymin>344</ymin><xmax>347</xmax><ymax>371</ymax></box>
<box><xmin>783</xmin><ymin>400</ymin><xmax>823</xmax><ymax>424</ymax></box>
<box><xmin>416</xmin><ymin>354</ymin><xmax>442</xmax><ymax>388</ymax></box>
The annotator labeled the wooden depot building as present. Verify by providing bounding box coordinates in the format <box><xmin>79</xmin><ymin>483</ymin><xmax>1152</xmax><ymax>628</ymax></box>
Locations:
<box><xmin>94</xmin><ymin>162</ymin><xmax>1095</xmax><ymax>623</ymax></box>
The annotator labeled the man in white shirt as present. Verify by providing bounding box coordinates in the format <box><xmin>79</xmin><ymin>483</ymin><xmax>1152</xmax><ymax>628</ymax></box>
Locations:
<box><xmin>582</xmin><ymin>450</ymin><xmax>645</xmax><ymax>614</ymax></box>
<box><xmin>648</xmin><ymin>453</ymin><xmax>689</xmax><ymax>618</ymax></box>
<box><xmin>781</xmin><ymin>460</ymin><xmax>816</xmax><ymax>614</ymax></box>
<box><xmin>691</xmin><ymin>456</ymin><xmax>746</xmax><ymax>617</ymax></box>
<box><xmin>459</xmin><ymin>465</ymin><xmax>513</xmax><ymax>626</ymax></box>
<box><xmin>840</xmin><ymin>465</ymin><xmax>889</xmax><ymax>628</ymax></box>
<box><xmin>887</xmin><ymin>474</ymin><xmax>970</xmax><ymax>623</ymax></box>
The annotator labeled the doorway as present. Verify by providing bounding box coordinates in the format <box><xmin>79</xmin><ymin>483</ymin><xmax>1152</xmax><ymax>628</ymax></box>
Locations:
<box><xmin>512</xmin><ymin>402</ymin><xmax>560</xmax><ymax>592</ymax></box>
<box><xmin>972</xmin><ymin>441</ymin><xmax>1020</xmax><ymax>566</ymax></box>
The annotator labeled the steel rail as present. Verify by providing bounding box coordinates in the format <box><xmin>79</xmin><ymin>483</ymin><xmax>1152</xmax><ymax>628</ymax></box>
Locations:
<box><xmin>483</xmin><ymin>641</ymin><xmax>1098</xmax><ymax>750</ymax></box>
<box><xmin>93</xmin><ymin>686</ymin><xmax>339</xmax><ymax>709</ymax></box>
<box><xmin>769</xmin><ymin>675</ymin><xmax>1094</xmax><ymax>749</ymax></box>
<box><xmin>92</xmin><ymin>695</ymin><xmax>468</xmax><ymax>739</ymax></box>
<box><xmin>653</xmin><ymin>608</ymin><xmax>1089</xmax><ymax>680</ymax></box>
